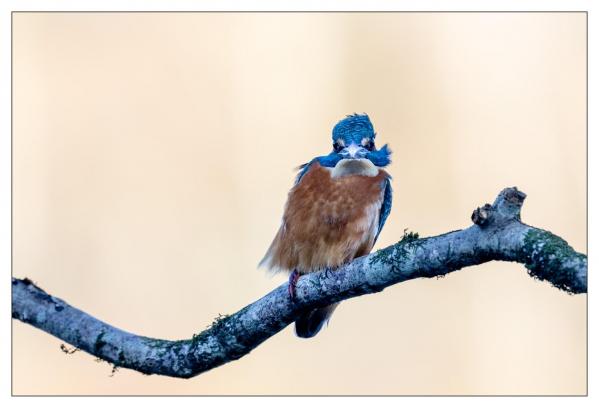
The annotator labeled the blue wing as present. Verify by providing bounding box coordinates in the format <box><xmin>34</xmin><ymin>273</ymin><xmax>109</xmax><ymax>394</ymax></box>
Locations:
<box><xmin>295</xmin><ymin>154</ymin><xmax>340</xmax><ymax>185</ymax></box>
<box><xmin>294</xmin><ymin>161</ymin><xmax>313</xmax><ymax>185</ymax></box>
<box><xmin>374</xmin><ymin>177</ymin><xmax>393</xmax><ymax>245</ymax></box>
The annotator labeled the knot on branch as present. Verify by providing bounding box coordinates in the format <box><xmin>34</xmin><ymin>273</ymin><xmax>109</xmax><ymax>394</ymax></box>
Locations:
<box><xmin>472</xmin><ymin>187</ymin><xmax>527</xmax><ymax>227</ymax></box>
<box><xmin>471</xmin><ymin>204</ymin><xmax>493</xmax><ymax>226</ymax></box>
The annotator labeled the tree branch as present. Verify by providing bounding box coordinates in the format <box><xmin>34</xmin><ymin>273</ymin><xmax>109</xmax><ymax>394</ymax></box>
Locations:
<box><xmin>12</xmin><ymin>187</ymin><xmax>587</xmax><ymax>378</ymax></box>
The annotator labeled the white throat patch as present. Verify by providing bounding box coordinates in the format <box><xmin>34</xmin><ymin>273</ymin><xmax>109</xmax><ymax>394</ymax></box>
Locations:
<box><xmin>329</xmin><ymin>159</ymin><xmax>379</xmax><ymax>178</ymax></box>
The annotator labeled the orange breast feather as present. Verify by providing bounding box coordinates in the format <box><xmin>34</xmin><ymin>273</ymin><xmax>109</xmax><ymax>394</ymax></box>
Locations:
<box><xmin>261</xmin><ymin>162</ymin><xmax>389</xmax><ymax>274</ymax></box>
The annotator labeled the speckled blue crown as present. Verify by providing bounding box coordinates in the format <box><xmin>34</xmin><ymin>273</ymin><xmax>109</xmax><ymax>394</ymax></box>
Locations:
<box><xmin>332</xmin><ymin>114</ymin><xmax>376</xmax><ymax>144</ymax></box>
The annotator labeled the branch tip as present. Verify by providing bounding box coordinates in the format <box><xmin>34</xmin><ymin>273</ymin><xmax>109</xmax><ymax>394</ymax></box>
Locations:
<box><xmin>472</xmin><ymin>187</ymin><xmax>528</xmax><ymax>226</ymax></box>
<box><xmin>502</xmin><ymin>186</ymin><xmax>527</xmax><ymax>204</ymax></box>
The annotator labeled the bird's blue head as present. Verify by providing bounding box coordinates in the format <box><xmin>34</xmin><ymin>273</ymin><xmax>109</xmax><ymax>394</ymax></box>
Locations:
<box><xmin>317</xmin><ymin>113</ymin><xmax>391</xmax><ymax>168</ymax></box>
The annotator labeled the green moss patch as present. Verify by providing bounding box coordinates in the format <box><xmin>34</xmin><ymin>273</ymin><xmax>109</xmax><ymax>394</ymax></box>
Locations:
<box><xmin>522</xmin><ymin>229</ymin><xmax>586</xmax><ymax>294</ymax></box>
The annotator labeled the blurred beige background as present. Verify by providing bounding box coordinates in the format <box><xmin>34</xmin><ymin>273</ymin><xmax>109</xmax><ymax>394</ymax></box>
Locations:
<box><xmin>12</xmin><ymin>12</ymin><xmax>586</xmax><ymax>395</ymax></box>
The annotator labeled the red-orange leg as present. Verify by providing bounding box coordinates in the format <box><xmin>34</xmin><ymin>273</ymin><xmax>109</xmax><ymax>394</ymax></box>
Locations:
<box><xmin>288</xmin><ymin>270</ymin><xmax>300</xmax><ymax>301</ymax></box>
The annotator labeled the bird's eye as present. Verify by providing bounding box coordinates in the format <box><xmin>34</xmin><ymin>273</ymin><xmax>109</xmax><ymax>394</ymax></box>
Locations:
<box><xmin>361</xmin><ymin>138</ymin><xmax>375</xmax><ymax>151</ymax></box>
<box><xmin>333</xmin><ymin>142</ymin><xmax>343</xmax><ymax>153</ymax></box>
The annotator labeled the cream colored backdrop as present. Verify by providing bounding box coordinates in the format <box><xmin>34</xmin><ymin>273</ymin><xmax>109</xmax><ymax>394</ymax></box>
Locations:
<box><xmin>12</xmin><ymin>13</ymin><xmax>586</xmax><ymax>395</ymax></box>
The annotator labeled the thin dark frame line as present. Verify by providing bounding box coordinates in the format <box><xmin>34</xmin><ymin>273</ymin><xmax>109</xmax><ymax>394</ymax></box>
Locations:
<box><xmin>10</xmin><ymin>8</ymin><xmax>14</xmax><ymax>399</ymax></box>
<box><xmin>585</xmin><ymin>10</ymin><xmax>589</xmax><ymax>398</ymax></box>
<box><xmin>9</xmin><ymin>10</ymin><xmax>589</xmax><ymax>397</ymax></box>
<box><xmin>9</xmin><ymin>10</ymin><xmax>590</xmax><ymax>13</ymax></box>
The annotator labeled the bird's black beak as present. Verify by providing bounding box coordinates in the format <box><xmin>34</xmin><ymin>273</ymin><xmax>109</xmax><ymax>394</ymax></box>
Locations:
<box><xmin>340</xmin><ymin>144</ymin><xmax>368</xmax><ymax>159</ymax></box>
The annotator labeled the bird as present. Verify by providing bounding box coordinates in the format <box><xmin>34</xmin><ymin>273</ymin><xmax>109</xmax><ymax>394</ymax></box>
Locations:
<box><xmin>260</xmin><ymin>113</ymin><xmax>393</xmax><ymax>338</ymax></box>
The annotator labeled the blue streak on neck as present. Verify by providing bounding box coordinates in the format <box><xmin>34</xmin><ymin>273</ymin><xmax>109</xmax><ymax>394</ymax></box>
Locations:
<box><xmin>366</xmin><ymin>144</ymin><xmax>392</xmax><ymax>167</ymax></box>
<box><xmin>295</xmin><ymin>145</ymin><xmax>391</xmax><ymax>184</ymax></box>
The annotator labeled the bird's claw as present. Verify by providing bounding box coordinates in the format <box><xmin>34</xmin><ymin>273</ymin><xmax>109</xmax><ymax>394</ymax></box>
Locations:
<box><xmin>288</xmin><ymin>270</ymin><xmax>300</xmax><ymax>301</ymax></box>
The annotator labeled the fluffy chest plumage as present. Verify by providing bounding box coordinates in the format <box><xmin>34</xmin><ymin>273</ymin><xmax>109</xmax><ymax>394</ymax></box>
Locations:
<box><xmin>260</xmin><ymin>162</ymin><xmax>390</xmax><ymax>274</ymax></box>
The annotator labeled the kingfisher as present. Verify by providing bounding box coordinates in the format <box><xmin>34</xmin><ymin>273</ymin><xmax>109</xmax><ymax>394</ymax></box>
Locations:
<box><xmin>260</xmin><ymin>113</ymin><xmax>393</xmax><ymax>338</ymax></box>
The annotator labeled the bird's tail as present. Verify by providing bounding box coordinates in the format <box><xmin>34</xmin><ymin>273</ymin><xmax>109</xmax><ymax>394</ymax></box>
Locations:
<box><xmin>294</xmin><ymin>303</ymin><xmax>339</xmax><ymax>338</ymax></box>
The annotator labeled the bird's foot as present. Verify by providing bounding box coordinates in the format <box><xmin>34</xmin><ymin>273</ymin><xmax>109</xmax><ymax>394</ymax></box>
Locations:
<box><xmin>325</xmin><ymin>266</ymin><xmax>342</xmax><ymax>278</ymax></box>
<box><xmin>288</xmin><ymin>270</ymin><xmax>300</xmax><ymax>301</ymax></box>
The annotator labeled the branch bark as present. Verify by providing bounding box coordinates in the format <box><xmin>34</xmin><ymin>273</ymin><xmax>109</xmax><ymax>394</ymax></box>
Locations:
<box><xmin>12</xmin><ymin>187</ymin><xmax>587</xmax><ymax>378</ymax></box>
